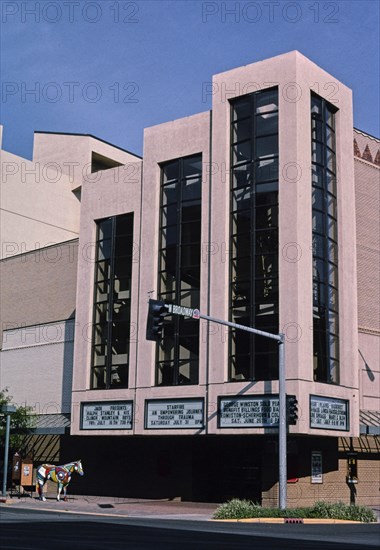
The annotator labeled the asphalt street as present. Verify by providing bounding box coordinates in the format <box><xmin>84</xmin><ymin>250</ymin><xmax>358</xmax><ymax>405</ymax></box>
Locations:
<box><xmin>0</xmin><ymin>508</ymin><xmax>379</xmax><ymax>550</ymax></box>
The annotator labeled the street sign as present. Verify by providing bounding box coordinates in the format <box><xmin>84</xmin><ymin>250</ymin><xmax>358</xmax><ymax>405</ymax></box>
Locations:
<box><xmin>165</xmin><ymin>304</ymin><xmax>201</xmax><ymax>319</ymax></box>
<box><xmin>166</xmin><ymin>303</ymin><xmax>200</xmax><ymax>318</ymax></box>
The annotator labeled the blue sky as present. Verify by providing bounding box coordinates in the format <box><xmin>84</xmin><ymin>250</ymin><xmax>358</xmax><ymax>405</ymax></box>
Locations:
<box><xmin>1</xmin><ymin>0</ymin><xmax>379</xmax><ymax>159</ymax></box>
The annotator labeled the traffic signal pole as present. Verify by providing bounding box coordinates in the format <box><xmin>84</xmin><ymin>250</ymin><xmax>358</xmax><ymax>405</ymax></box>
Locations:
<box><xmin>198</xmin><ymin>312</ymin><xmax>287</xmax><ymax>510</ymax></box>
<box><xmin>146</xmin><ymin>301</ymin><xmax>287</xmax><ymax>510</ymax></box>
<box><xmin>278</xmin><ymin>333</ymin><xmax>287</xmax><ymax>511</ymax></box>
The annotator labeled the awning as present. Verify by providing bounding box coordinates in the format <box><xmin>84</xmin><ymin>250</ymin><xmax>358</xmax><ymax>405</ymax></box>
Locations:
<box><xmin>11</xmin><ymin>413</ymin><xmax>71</xmax><ymax>435</ymax></box>
<box><xmin>360</xmin><ymin>410</ymin><xmax>380</xmax><ymax>436</ymax></box>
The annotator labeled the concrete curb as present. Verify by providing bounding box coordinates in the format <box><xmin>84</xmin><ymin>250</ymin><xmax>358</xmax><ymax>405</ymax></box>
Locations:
<box><xmin>1</xmin><ymin>498</ymin><xmax>377</xmax><ymax>525</ymax></box>
<box><xmin>212</xmin><ymin>518</ymin><xmax>366</xmax><ymax>524</ymax></box>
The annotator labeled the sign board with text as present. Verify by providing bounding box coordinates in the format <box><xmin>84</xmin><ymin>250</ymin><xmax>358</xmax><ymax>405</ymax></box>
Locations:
<box><xmin>20</xmin><ymin>459</ymin><xmax>33</xmax><ymax>486</ymax></box>
<box><xmin>145</xmin><ymin>398</ymin><xmax>204</xmax><ymax>429</ymax></box>
<box><xmin>166</xmin><ymin>303</ymin><xmax>200</xmax><ymax>319</ymax></box>
<box><xmin>310</xmin><ymin>395</ymin><xmax>349</xmax><ymax>431</ymax></box>
<box><xmin>218</xmin><ymin>395</ymin><xmax>280</xmax><ymax>428</ymax></box>
<box><xmin>311</xmin><ymin>451</ymin><xmax>323</xmax><ymax>483</ymax></box>
<box><xmin>81</xmin><ymin>401</ymin><xmax>133</xmax><ymax>430</ymax></box>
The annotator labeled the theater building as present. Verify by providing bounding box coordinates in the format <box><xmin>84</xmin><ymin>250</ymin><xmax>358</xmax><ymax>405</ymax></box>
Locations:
<box><xmin>1</xmin><ymin>51</ymin><xmax>379</xmax><ymax>506</ymax></box>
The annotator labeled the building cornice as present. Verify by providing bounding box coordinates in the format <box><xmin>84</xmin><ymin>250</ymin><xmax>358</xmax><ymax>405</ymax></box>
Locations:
<box><xmin>354</xmin><ymin>156</ymin><xmax>380</xmax><ymax>170</ymax></box>
<box><xmin>358</xmin><ymin>326</ymin><xmax>380</xmax><ymax>336</ymax></box>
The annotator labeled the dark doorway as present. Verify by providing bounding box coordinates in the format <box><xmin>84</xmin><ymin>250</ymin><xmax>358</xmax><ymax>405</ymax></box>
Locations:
<box><xmin>191</xmin><ymin>436</ymin><xmax>262</xmax><ymax>503</ymax></box>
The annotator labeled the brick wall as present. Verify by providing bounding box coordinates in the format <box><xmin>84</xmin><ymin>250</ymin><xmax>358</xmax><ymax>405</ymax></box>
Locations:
<box><xmin>262</xmin><ymin>436</ymin><xmax>380</xmax><ymax>508</ymax></box>
<box><xmin>354</xmin><ymin>158</ymin><xmax>380</xmax><ymax>332</ymax></box>
<box><xmin>0</xmin><ymin>239</ymin><xmax>78</xmax><ymax>348</ymax></box>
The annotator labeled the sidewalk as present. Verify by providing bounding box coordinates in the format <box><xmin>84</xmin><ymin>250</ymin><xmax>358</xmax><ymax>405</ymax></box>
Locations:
<box><xmin>0</xmin><ymin>493</ymin><xmax>219</xmax><ymax>520</ymax></box>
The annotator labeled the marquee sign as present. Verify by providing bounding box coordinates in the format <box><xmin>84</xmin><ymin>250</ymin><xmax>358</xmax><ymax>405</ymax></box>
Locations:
<box><xmin>218</xmin><ymin>395</ymin><xmax>280</xmax><ymax>428</ymax></box>
<box><xmin>81</xmin><ymin>401</ymin><xmax>133</xmax><ymax>430</ymax></box>
<box><xmin>310</xmin><ymin>395</ymin><xmax>349</xmax><ymax>431</ymax></box>
<box><xmin>145</xmin><ymin>398</ymin><xmax>204</xmax><ymax>429</ymax></box>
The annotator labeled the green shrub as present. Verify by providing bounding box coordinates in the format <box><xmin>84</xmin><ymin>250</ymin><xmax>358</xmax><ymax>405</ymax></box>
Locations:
<box><xmin>307</xmin><ymin>501</ymin><xmax>377</xmax><ymax>523</ymax></box>
<box><xmin>213</xmin><ymin>499</ymin><xmax>377</xmax><ymax>522</ymax></box>
<box><xmin>213</xmin><ymin>499</ymin><xmax>258</xmax><ymax>519</ymax></box>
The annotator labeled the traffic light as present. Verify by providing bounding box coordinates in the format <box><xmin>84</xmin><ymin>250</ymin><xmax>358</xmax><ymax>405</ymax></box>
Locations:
<box><xmin>286</xmin><ymin>395</ymin><xmax>298</xmax><ymax>425</ymax></box>
<box><xmin>146</xmin><ymin>299</ymin><xmax>169</xmax><ymax>341</ymax></box>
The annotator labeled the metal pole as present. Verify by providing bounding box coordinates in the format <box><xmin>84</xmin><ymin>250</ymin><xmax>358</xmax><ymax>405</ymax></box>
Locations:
<box><xmin>2</xmin><ymin>414</ymin><xmax>11</xmax><ymax>498</ymax></box>
<box><xmin>278</xmin><ymin>334</ymin><xmax>287</xmax><ymax>510</ymax></box>
<box><xmin>199</xmin><ymin>313</ymin><xmax>282</xmax><ymax>342</ymax></box>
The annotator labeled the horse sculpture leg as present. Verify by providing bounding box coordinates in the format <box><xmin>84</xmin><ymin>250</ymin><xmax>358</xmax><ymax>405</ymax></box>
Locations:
<box><xmin>37</xmin><ymin>480</ymin><xmax>46</xmax><ymax>501</ymax></box>
<box><xmin>57</xmin><ymin>482</ymin><xmax>69</xmax><ymax>501</ymax></box>
<box><xmin>57</xmin><ymin>482</ymin><xmax>63</xmax><ymax>502</ymax></box>
<box><xmin>36</xmin><ymin>466</ymin><xmax>47</xmax><ymax>501</ymax></box>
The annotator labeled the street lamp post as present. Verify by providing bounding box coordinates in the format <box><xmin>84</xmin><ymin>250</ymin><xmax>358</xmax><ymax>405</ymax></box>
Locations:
<box><xmin>1</xmin><ymin>404</ymin><xmax>17</xmax><ymax>499</ymax></box>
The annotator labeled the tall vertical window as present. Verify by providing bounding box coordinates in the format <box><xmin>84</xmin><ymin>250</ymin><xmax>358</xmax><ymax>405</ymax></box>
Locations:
<box><xmin>229</xmin><ymin>88</ymin><xmax>279</xmax><ymax>381</ymax></box>
<box><xmin>91</xmin><ymin>213</ymin><xmax>134</xmax><ymax>389</ymax></box>
<box><xmin>311</xmin><ymin>94</ymin><xmax>339</xmax><ymax>383</ymax></box>
<box><xmin>157</xmin><ymin>155</ymin><xmax>202</xmax><ymax>386</ymax></box>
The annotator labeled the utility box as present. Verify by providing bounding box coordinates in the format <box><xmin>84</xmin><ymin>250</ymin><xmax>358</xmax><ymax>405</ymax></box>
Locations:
<box><xmin>10</xmin><ymin>453</ymin><xmax>34</xmax><ymax>498</ymax></box>
<box><xmin>20</xmin><ymin>458</ymin><xmax>33</xmax><ymax>487</ymax></box>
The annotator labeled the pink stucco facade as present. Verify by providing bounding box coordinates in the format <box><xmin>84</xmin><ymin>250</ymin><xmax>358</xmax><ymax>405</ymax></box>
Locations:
<box><xmin>70</xmin><ymin>52</ymin><xmax>366</xmax><ymax>439</ymax></box>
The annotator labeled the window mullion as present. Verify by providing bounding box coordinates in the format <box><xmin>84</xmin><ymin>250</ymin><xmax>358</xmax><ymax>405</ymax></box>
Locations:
<box><xmin>174</xmin><ymin>163</ymin><xmax>183</xmax><ymax>385</ymax></box>
<box><xmin>323</xmin><ymin>105</ymin><xmax>334</xmax><ymax>383</ymax></box>
<box><xmin>106</xmin><ymin>217</ymin><xmax>116</xmax><ymax>389</ymax></box>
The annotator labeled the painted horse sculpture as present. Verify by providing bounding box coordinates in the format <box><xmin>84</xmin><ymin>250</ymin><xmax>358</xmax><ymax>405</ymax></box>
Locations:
<box><xmin>36</xmin><ymin>460</ymin><xmax>84</xmax><ymax>501</ymax></box>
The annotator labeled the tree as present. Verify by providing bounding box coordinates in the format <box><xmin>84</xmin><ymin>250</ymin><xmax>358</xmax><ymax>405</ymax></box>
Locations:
<box><xmin>0</xmin><ymin>388</ymin><xmax>35</xmax><ymax>453</ymax></box>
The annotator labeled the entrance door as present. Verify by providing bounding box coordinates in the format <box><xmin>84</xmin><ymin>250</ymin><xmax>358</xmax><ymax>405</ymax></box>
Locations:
<box><xmin>192</xmin><ymin>436</ymin><xmax>262</xmax><ymax>503</ymax></box>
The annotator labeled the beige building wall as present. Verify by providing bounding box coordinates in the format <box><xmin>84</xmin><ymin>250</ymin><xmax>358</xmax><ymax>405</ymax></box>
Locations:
<box><xmin>1</xmin><ymin>319</ymin><xmax>75</xmax><ymax>414</ymax></box>
<box><xmin>0</xmin><ymin>241</ymin><xmax>78</xmax><ymax>415</ymax></box>
<box><xmin>0</xmin><ymin>240</ymin><xmax>78</xmax><ymax>348</ymax></box>
<box><xmin>0</xmin><ymin>130</ymin><xmax>140</xmax><ymax>259</ymax></box>
<box><xmin>33</xmin><ymin>132</ymin><xmax>141</xmax><ymax>192</ymax></box>
<box><xmin>0</xmin><ymin>147</ymin><xmax>80</xmax><ymax>258</ymax></box>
